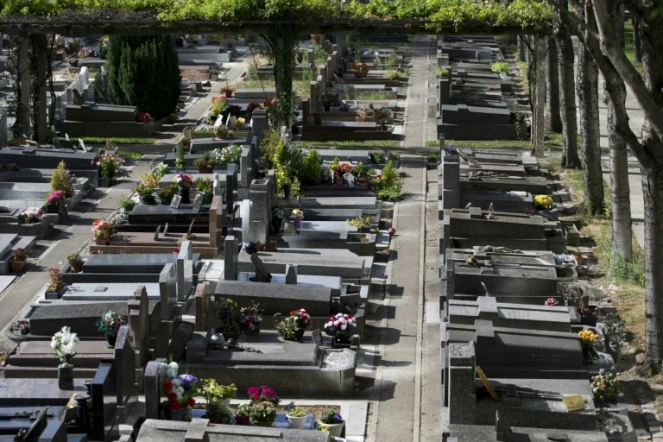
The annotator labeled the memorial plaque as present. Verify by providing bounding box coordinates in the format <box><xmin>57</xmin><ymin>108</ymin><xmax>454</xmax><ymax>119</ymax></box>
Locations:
<box><xmin>192</xmin><ymin>192</ymin><xmax>205</xmax><ymax>212</ymax></box>
<box><xmin>154</xmin><ymin>225</ymin><xmax>162</xmax><ymax>241</ymax></box>
<box><xmin>170</xmin><ymin>195</ymin><xmax>182</xmax><ymax>208</ymax></box>
<box><xmin>163</xmin><ymin>223</ymin><xmax>169</xmax><ymax>236</ymax></box>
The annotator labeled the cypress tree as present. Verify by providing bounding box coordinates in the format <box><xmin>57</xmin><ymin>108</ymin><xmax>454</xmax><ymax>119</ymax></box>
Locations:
<box><xmin>106</xmin><ymin>36</ymin><xmax>181</xmax><ymax>119</ymax></box>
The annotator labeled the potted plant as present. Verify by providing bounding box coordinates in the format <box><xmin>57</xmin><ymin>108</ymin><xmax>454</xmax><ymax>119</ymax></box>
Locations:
<box><xmin>352</xmin><ymin>162</ymin><xmax>375</xmax><ymax>185</ymax></box>
<box><xmin>51</xmin><ymin>326</ymin><xmax>79</xmax><ymax>390</ymax></box>
<box><xmin>134</xmin><ymin>182</ymin><xmax>156</xmax><ymax>204</ymax></box>
<box><xmin>329</xmin><ymin>157</ymin><xmax>344</xmax><ymax>186</ymax></box>
<box><xmin>533</xmin><ymin>194</ymin><xmax>554</xmax><ymax>210</ymax></box>
<box><xmin>235</xmin><ymin>117</ymin><xmax>246</xmax><ymax>128</ymax></box>
<box><xmin>92</xmin><ymin>219</ymin><xmax>114</xmax><ymax>245</ymax></box>
<box><xmin>173</xmin><ymin>174</ymin><xmax>194</xmax><ymax>204</ymax></box>
<box><xmin>301</xmin><ymin>149</ymin><xmax>322</xmax><ymax>184</ymax></box>
<box><xmin>291</xmin><ymin>208</ymin><xmax>304</xmax><ymax>229</ymax></box>
<box><xmin>194</xmin><ymin>152</ymin><xmax>216</xmax><ymax>173</ymax></box>
<box><xmin>205</xmin><ymin>401</ymin><xmax>236</xmax><ymax>425</ymax></box>
<box><xmin>346</xmin><ymin>216</ymin><xmax>373</xmax><ymax>232</ymax></box>
<box><xmin>275</xmin><ymin>309</ymin><xmax>311</xmax><ymax>342</ymax></box>
<box><xmin>373</xmin><ymin>108</ymin><xmax>392</xmax><ymax>130</ymax></box>
<box><xmin>95</xmin><ymin>151</ymin><xmax>125</xmax><ymax>187</ymax></box>
<box><xmin>318</xmin><ymin>409</ymin><xmax>344</xmax><ymax>437</ymax></box>
<box><xmin>194</xmin><ymin>178</ymin><xmax>214</xmax><ymax>205</ymax></box>
<box><xmin>248</xmin><ymin>385</ymin><xmax>280</xmax><ymax>405</ymax></box>
<box><xmin>214</xmin><ymin>144</ymin><xmax>243</xmax><ymax>166</ymax></box>
<box><xmin>240</xmin><ymin>301</ymin><xmax>264</xmax><ymax>337</ymax></box>
<box><xmin>591</xmin><ymin>369</ymin><xmax>620</xmax><ymax>405</ymax></box>
<box><xmin>350</xmin><ymin>62</ymin><xmax>369</xmax><ymax>78</ymax></box>
<box><xmin>10</xmin><ymin>248</ymin><xmax>27</xmax><ymax>273</ymax></box>
<box><xmin>96</xmin><ymin>311</ymin><xmax>127</xmax><ymax>347</ymax></box>
<box><xmin>579</xmin><ymin>305</ymin><xmax>598</xmax><ymax>327</ymax></box>
<box><xmin>234</xmin><ymin>404</ymin><xmax>251</xmax><ymax>425</ymax></box>
<box><xmin>159</xmin><ymin>362</ymin><xmax>198</xmax><ymax>421</ymax></box>
<box><xmin>18</xmin><ymin>207</ymin><xmax>44</xmax><ymax>224</ymax></box>
<box><xmin>46</xmin><ymin>268</ymin><xmax>66</xmax><ymax>299</ymax></box>
<box><xmin>201</xmin><ymin>379</ymin><xmax>237</xmax><ymax>408</ymax></box>
<box><xmin>215</xmin><ymin>297</ymin><xmax>241</xmax><ymax>341</ymax></box>
<box><xmin>220</xmin><ymin>84</ymin><xmax>235</xmax><ymax>98</ymax></box>
<box><xmin>249</xmin><ymin>401</ymin><xmax>276</xmax><ymax>427</ymax></box>
<box><xmin>67</xmin><ymin>253</ymin><xmax>83</xmax><ymax>273</ymax></box>
<box><xmin>157</xmin><ymin>185</ymin><xmax>178</xmax><ymax>205</ymax></box>
<box><xmin>45</xmin><ymin>190</ymin><xmax>67</xmax><ymax>213</ymax></box>
<box><xmin>322</xmin><ymin>93</ymin><xmax>334</xmax><ymax>111</ymax></box>
<box><xmin>578</xmin><ymin>329</ymin><xmax>599</xmax><ymax>363</ymax></box>
<box><xmin>287</xmin><ymin>407</ymin><xmax>308</xmax><ymax>429</ymax></box>
<box><xmin>325</xmin><ymin>313</ymin><xmax>358</xmax><ymax>346</ymax></box>
<box><xmin>214</xmin><ymin>124</ymin><xmax>230</xmax><ymax>140</ymax></box>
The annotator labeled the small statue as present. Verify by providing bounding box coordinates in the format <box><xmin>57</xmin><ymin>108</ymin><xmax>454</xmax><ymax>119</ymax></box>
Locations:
<box><xmin>343</xmin><ymin>173</ymin><xmax>356</xmax><ymax>187</ymax></box>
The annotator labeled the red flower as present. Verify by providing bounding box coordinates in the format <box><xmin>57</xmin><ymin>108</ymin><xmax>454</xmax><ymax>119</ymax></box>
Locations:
<box><xmin>163</xmin><ymin>381</ymin><xmax>173</xmax><ymax>391</ymax></box>
<box><xmin>171</xmin><ymin>401</ymin><xmax>182</xmax><ymax>411</ymax></box>
<box><xmin>341</xmin><ymin>164</ymin><xmax>351</xmax><ymax>173</ymax></box>
<box><xmin>167</xmin><ymin>393</ymin><xmax>178</xmax><ymax>402</ymax></box>
<box><xmin>247</xmin><ymin>386</ymin><xmax>260</xmax><ymax>400</ymax></box>
<box><xmin>188</xmin><ymin>398</ymin><xmax>196</xmax><ymax>407</ymax></box>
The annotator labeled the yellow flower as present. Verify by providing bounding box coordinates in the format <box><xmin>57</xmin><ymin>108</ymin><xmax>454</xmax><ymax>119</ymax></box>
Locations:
<box><xmin>534</xmin><ymin>194</ymin><xmax>553</xmax><ymax>209</ymax></box>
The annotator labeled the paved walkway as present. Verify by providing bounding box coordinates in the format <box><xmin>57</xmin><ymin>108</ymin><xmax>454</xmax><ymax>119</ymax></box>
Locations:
<box><xmin>364</xmin><ymin>35</ymin><xmax>440</xmax><ymax>442</ymax></box>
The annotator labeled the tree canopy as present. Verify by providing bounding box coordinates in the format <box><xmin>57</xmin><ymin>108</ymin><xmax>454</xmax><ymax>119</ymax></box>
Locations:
<box><xmin>0</xmin><ymin>0</ymin><xmax>553</xmax><ymax>34</ymax></box>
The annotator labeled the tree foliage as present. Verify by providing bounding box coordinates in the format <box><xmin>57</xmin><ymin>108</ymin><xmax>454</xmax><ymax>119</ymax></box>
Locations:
<box><xmin>106</xmin><ymin>35</ymin><xmax>180</xmax><ymax>119</ymax></box>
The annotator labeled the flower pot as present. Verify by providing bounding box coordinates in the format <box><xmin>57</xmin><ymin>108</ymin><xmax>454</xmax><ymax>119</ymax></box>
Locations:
<box><xmin>105</xmin><ymin>333</ymin><xmax>117</xmax><ymax>348</ymax></box>
<box><xmin>166</xmin><ymin>113</ymin><xmax>178</xmax><ymax>124</ymax></box>
<box><xmin>335</xmin><ymin>179</ymin><xmax>344</xmax><ymax>186</ymax></box>
<box><xmin>9</xmin><ymin>260</ymin><xmax>26</xmax><ymax>273</ymax></box>
<box><xmin>69</xmin><ymin>264</ymin><xmax>83</xmax><ymax>273</ymax></box>
<box><xmin>287</xmin><ymin>415</ymin><xmax>307</xmax><ymax>429</ymax></box>
<box><xmin>198</xmin><ymin>167</ymin><xmax>214</xmax><ymax>173</ymax></box>
<box><xmin>160</xmin><ymin>197</ymin><xmax>173</xmax><ymax>205</ymax></box>
<box><xmin>354</xmin><ymin>71</ymin><xmax>368</xmax><ymax>78</ymax></box>
<box><xmin>46</xmin><ymin>204</ymin><xmax>60</xmax><ymax>214</ymax></box>
<box><xmin>98</xmin><ymin>177</ymin><xmax>114</xmax><ymax>187</ymax></box>
<box><xmin>283</xmin><ymin>184</ymin><xmax>292</xmax><ymax>199</ymax></box>
<box><xmin>95</xmin><ymin>238</ymin><xmax>112</xmax><ymax>245</ymax></box>
<box><xmin>582</xmin><ymin>346</ymin><xmax>594</xmax><ymax>363</ymax></box>
<box><xmin>180</xmin><ymin>188</ymin><xmax>190</xmax><ymax>204</ymax></box>
<box><xmin>224</xmin><ymin>90</ymin><xmax>233</xmax><ymax>98</ymax></box>
<box><xmin>139</xmin><ymin>195</ymin><xmax>156</xmax><ymax>205</ymax></box>
<box><xmin>215</xmin><ymin>129</ymin><xmax>229</xmax><ymax>140</ymax></box>
<box><xmin>580</xmin><ymin>315</ymin><xmax>598</xmax><ymax>327</ymax></box>
<box><xmin>271</xmin><ymin>217</ymin><xmax>283</xmax><ymax>234</ymax></box>
<box><xmin>293</xmin><ymin>217</ymin><xmax>302</xmax><ymax>229</ymax></box>
<box><xmin>320</xmin><ymin>421</ymin><xmax>344</xmax><ymax>437</ymax></box>
<box><xmin>243</xmin><ymin>321</ymin><xmax>261</xmax><ymax>337</ymax></box>
<box><xmin>58</xmin><ymin>364</ymin><xmax>74</xmax><ymax>390</ymax></box>
<box><xmin>279</xmin><ymin>328</ymin><xmax>305</xmax><ymax>342</ymax></box>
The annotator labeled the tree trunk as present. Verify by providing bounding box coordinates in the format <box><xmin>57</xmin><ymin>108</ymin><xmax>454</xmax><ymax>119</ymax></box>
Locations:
<box><xmin>554</xmin><ymin>0</ymin><xmax>581</xmax><ymax>168</ymax></box>
<box><xmin>29</xmin><ymin>35</ymin><xmax>47</xmax><ymax>142</ymax></box>
<box><xmin>546</xmin><ymin>38</ymin><xmax>563</xmax><ymax>133</ymax></box>
<box><xmin>603</xmin><ymin>0</ymin><xmax>633</xmax><ymax>263</ymax></box>
<box><xmin>46</xmin><ymin>35</ymin><xmax>56</xmax><ymax>128</ymax></box>
<box><xmin>264</xmin><ymin>29</ymin><xmax>298</xmax><ymax>134</ymax></box>
<box><xmin>633</xmin><ymin>17</ymin><xmax>642</xmax><ymax>63</ymax></box>
<box><xmin>639</xmin><ymin>8</ymin><xmax>663</xmax><ymax>371</ymax></box>
<box><xmin>17</xmin><ymin>37</ymin><xmax>31</xmax><ymax>138</ymax></box>
<box><xmin>518</xmin><ymin>35</ymin><xmax>527</xmax><ymax>62</ymax></box>
<box><xmin>576</xmin><ymin>4</ymin><xmax>604</xmax><ymax>214</ymax></box>
<box><xmin>532</xmin><ymin>38</ymin><xmax>546</xmax><ymax>157</ymax></box>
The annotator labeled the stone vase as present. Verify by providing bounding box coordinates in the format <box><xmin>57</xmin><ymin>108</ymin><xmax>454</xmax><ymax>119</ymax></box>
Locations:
<box><xmin>180</xmin><ymin>188</ymin><xmax>190</xmax><ymax>204</ymax></box>
<box><xmin>105</xmin><ymin>333</ymin><xmax>117</xmax><ymax>348</ymax></box>
<box><xmin>58</xmin><ymin>364</ymin><xmax>74</xmax><ymax>390</ymax></box>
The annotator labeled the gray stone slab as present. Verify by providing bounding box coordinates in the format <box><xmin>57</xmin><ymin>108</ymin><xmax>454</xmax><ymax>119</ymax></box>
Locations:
<box><xmin>237</xmin><ymin>249</ymin><xmax>366</xmax><ymax>279</ymax></box>
<box><xmin>61</xmin><ymin>283</ymin><xmax>160</xmax><ymax>301</ymax></box>
<box><xmin>83</xmin><ymin>254</ymin><xmax>178</xmax><ymax>274</ymax></box>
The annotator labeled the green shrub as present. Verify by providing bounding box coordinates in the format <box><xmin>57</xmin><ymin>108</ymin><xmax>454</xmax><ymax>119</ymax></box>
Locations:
<box><xmin>157</xmin><ymin>185</ymin><xmax>177</xmax><ymax>204</ymax></box>
<box><xmin>119</xmin><ymin>197</ymin><xmax>136</xmax><ymax>212</ymax></box>
<box><xmin>426</xmin><ymin>153</ymin><xmax>440</xmax><ymax>163</ymax></box>
<box><xmin>437</xmin><ymin>67</ymin><xmax>449</xmax><ymax>77</ymax></box>
<box><xmin>301</xmin><ymin>149</ymin><xmax>322</xmax><ymax>181</ymax></box>
<box><xmin>51</xmin><ymin>161</ymin><xmax>73</xmax><ymax>197</ymax></box>
<box><xmin>491</xmin><ymin>62</ymin><xmax>510</xmax><ymax>74</ymax></box>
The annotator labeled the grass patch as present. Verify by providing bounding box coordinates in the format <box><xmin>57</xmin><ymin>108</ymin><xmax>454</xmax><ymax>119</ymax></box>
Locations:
<box><xmin>624</xmin><ymin>20</ymin><xmax>643</xmax><ymax>74</ymax></box>
<box><xmin>117</xmin><ymin>150</ymin><xmax>143</xmax><ymax>160</ymax></box>
<box><xmin>425</xmin><ymin>139</ymin><xmax>532</xmax><ymax>149</ymax></box>
<box><xmin>81</xmin><ymin>137</ymin><xmax>156</xmax><ymax>145</ymax></box>
<box><xmin>236</xmin><ymin>76</ymin><xmax>314</xmax><ymax>100</ymax></box>
<box><xmin>517</xmin><ymin>60</ymin><xmax>529</xmax><ymax>92</ymax></box>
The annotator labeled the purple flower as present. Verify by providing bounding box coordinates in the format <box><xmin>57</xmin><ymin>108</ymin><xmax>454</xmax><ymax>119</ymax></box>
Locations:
<box><xmin>177</xmin><ymin>374</ymin><xmax>199</xmax><ymax>391</ymax></box>
<box><xmin>334</xmin><ymin>412</ymin><xmax>343</xmax><ymax>421</ymax></box>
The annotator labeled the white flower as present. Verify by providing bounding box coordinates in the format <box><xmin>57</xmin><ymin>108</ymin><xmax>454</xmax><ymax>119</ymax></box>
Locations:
<box><xmin>171</xmin><ymin>378</ymin><xmax>181</xmax><ymax>387</ymax></box>
<box><xmin>341</xmin><ymin>324</ymin><xmax>347</xmax><ymax>331</ymax></box>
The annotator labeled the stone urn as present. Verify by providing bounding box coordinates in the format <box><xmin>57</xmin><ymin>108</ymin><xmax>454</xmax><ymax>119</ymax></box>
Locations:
<box><xmin>58</xmin><ymin>364</ymin><xmax>74</xmax><ymax>390</ymax></box>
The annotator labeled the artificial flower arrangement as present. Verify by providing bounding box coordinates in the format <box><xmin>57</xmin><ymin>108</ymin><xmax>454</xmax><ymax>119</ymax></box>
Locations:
<box><xmin>173</xmin><ymin>174</ymin><xmax>193</xmax><ymax>189</ymax></box>
<box><xmin>350</xmin><ymin>62</ymin><xmax>369</xmax><ymax>74</ymax></box>
<box><xmin>578</xmin><ymin>329</ymin><xmax>599</xmax><ymax>348</ymax></box>
<box><xmin>544</xmin><ymin>297</ymin><xmax>559</xmax><ymax>307</ymax></box>
<box><xmin>46</xmin><ymin>190</ymin><xmax>67</xmax><ymax>206</ymax></box>
<box><xmin>533</xmin><ymin>194</ymin><xmax>554</xmax><ymax>210</ymax></box>
<box><xmin>240</xmin><ymin>301</ymin><xmax>264</xmax><ymax>336</ymax></box>
<box><xmin>445</xmin><ymin>144</ymin><xmax>457</xmax><ymax>156</ymax></box>
<box><xmin>291</xmin><ymin>208</ymin><xmax>304</xmax><ymax>219</ymax></box>
<box><xmin>158</xmin><ymin>361</ymin><xmax>199</xmax><ymax>413</ymax></box>
<box><xmin>91</xmin><ymin>219</ymin><xmax>114</xmax><ymax>241</ymax></box>
<box><xmin>275</xmin><ymin>309</ymin><xmax>311</xmax><ymax>341</ymax></box>
<box><xmin>47</xmin><ymin>268</ymin><xmax>65</xmax><ymax>293</ymax></box>
<box><xmin>18</xmin><ymin>207</ymin><xmax>43</xmax><ymax>224</ymax></box>
<box><xmin>93</xmin><ymin>152</ymin><xmax>125</xmax><ymax>179</ymax></box>
<box><xmin>591</xmin><ymin>369</ymin><xmax>620</xmax><ymax>403</ymax></box>
<box><xmin>136</xmin><ymin>112</ymin><xmax>151</xmax><ymax>122</ymax></box>
<box><xmin>51</xmin><ymin>326</ymin><xmax>79</xmax><ymax>365</ymax></box>
<box><xmin>324</xmin><ymin>313</ymin><xmax>358</xmax><ymax>343</ymax></box>
<box><xmin>96</xmin><ymin>311</ymin><xmax>127</xmax><ymax>337</ymax></box>
<box><xmin>12</xmin><ymin>319</ymin><xmax>30</xmax><ymax>335</ymax></box>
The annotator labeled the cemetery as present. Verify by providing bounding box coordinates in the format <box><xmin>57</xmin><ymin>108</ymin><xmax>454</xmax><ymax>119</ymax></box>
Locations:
<box><xmin>0</xmin><ymin>2</ymin><xmax>657</xmax><ymax>441</ymax></box>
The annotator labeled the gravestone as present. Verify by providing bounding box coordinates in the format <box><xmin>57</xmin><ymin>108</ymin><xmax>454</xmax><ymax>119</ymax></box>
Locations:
<box><xmin>224</xmin><ymin>236</ymin><xmax>238</xmax><ymax>281</ymax></box>
<box><xmin>0</xmin><ymin>110</ymin><xmax>6</xmax><ymax>148</ymax></box>
<box><xmin>285</xmin><ymin>264</ymin><xmax>298</xmax><ymax>285</ymax></box>
<box><xmin>246</xmin><ymin>178</ymin><xmax>271</xmax><ymax>243</ymax></box>
<box><xmin>127</xmin><ymin>286</ymin><xmax>150</xmax><ymax>382</ymax></box>
<box><xmin>250</xmin><ymin>253</ymin><xmax>272</xmax><ymax>283</ymax></box>
<box><xmin>114</xmin><ymin>325</ymin><xmax>137</xmax><ymax>421</ymax></box>
<box><xmin>159</xmin><ymin>263</ymin><xmax>177</xmax><ymax>320</ymax></box>
<box><xmin>176</xmin><ymin>241</ymin><xmax>193</xmax><ymax>303</ymax></box>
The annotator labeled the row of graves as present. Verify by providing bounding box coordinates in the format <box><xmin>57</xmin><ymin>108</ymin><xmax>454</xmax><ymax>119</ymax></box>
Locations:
<box><xmin>436</xmin><ymin>35</ymin><xmax>530</xmax><ymax>141</ymax></box>
<box><xmin>436</xmin><ymin>142</ymin><xmax>635</xmax><ymax>441</ymax></box>
<box><xmin>0</xmin><ymin>127</ymin><xmax>401</xmax><ymax>440</ymax></box>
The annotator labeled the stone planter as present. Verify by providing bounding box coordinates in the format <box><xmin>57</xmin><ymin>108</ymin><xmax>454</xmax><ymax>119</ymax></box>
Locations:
<box><xmin>320</xmin><ymin>421</ymin><xmax>344</xmax><ymax>437</ymax></box>
<box><xmin>46</xmin><ymin>285</ymin><xmax>67</xmax><ymax>300</ymax></box>
<box><xmin>98</xmin><ymin>177</ymin><xmax>115</xmax><ymax>187</ymax></box>
<box><xmin>287</xmin><ymin>414</ymin><xmax>307</xmax><ymax>429</ymax></box>
<box><xmin>9</xmin><ymin>260</ymin><xmax>26</xmax><ymax>273</ymax></box>
<box><xmin>58</xmin><ymin>364</ymin><xmax>74</xmax><ymax>390</ymax></box>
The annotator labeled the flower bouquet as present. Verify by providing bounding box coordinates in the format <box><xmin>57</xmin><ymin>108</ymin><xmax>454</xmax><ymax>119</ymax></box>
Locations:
<box><xmin>544</xmin><ymin>297</ymin><xmax>558</xmax><ymax>307</ymax></box>
<box><xmin>94</xmin><ymin>152</ymin><xmax>125</xmax><ymax>179</ymax></box>
<box><xmin>159</xmin><ymin>361</ymin><xmax>199</xmax><ymax>420</ymax></box>
<box><xmin>276</xmin><ymin>309</ymin><xmax>311</xmax><ymax>341</ymax></box>
<box><xmin>579</xmin><ymin>329</ymin><xmax>599</xmax><ymax>363</ymax></box>
<box><xmin>591</xmin><ymin>369</ymin><xmax>620</xmax><ymax>404</ymax></box>
<box><xmin>46</xmin><ymin>190</ymin><xmax>66</xmax><ymax>207</ymax></box>
<box><xmin>350</xmin><ymin>62</ymin><xmax>369</xmax><ymax>77</ymax></box>
<box><xmin>533</xmin><ymin>194</ymin><xmax>554</xmax><ymax>210</ymax></box>
<box><xmin>240</xmin><ymin>301</ymin><xmax>264</xmax><ymax>336</ymax></box>
<box><xmin>51</xmin><ymin>326</ymin><xmax>79</xmax><ymax>366</ymax></box>
<box><xmin>173</xmin><ymin>174</ymin><xmax>193</xmax><ymax>189</ymax></box>
<box><xmin>136</xmin><ymin>112</ymin><xmax>151</xmax><ymax>122</ymax></box>
<box><xmin>11</xmin><ymin>319</ymin><xmax>30</xmax><ymax>336</ymax></box>
<box><xmin>92</xmin><ymin>219</ymin><xmax>114</xmax><ymax>244</ymax></box>
<box><xmin>46</xmin><ymin>268</ymin><xmax>65</xmax><ymax>294</ymax></box>
<box><xmin>18</xmin><ymin>207</ymin><xmax>43</xmax><ymax>224</ymax></box>
<box><xmin>96</xmin><ymin>311</ymin><xmax>127</xmax><ymax>347</ymax></box>
<box><xmin>324</xmin><ymin>313</ymin><xmax>358</xmax><ymax>344</ymax></box>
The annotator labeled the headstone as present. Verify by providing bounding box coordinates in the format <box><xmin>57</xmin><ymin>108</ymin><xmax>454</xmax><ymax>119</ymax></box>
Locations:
<box><xmin>224</xmin><ymin>236</ymin><xmax>238</xmax><ymax>281</ymax></box>
<box><xmin>144</xmin><ymin>360</ymin><xmax>164</xmax><ymax>419</ymax></box>
<box><xmin>192</xmin><ymin>192</ymin><xmax>205</xmax><ymax>212</ymax></box>
<box><xmin>285</xmin><ymin>264</ymin><xmax>298</xmax><ymax>285</ymax></box>
<box><xmin>312</xmin><ymin>329</ymin><xmax>323</xmax><ymax>345</ymax></box>
<box><xmin>154</xmin><ymin>225</ymin><xmax>161</xmax><ymax>241</ymax></box>
<box><xmin>168</xmin><ymin>322</ymin><xmax>194</xmax><ymax>362</ymax></box>
<box><xmin>127</xmin><ymin>286</ymin><xmax>150</xmax><ymax>381</ymax></box>
<box><xmin>163</xmin><ymin>223</ymin><xmax>169</xmax><ymax>236</ymax></box>
<box><xmin>176</xmin><ymin>241</ymin><xmax>193</xmax><ymax>303</ymax></box>
<box><xmin>194</xmin><ymin>282</ymin><xmax>212</xmax><ymax>332</ymax></box>
<box><xmin>307</xmin><ymin>49</ymin><xmax>315</xmax><ymax>65</ymax></box>
<box><xmin>251</xmin><ymin>109</ymin><xmax>268</xmax><ymax>144</ymax></box>
<box><xmin>246</xmin><ymin>179</ymin><xmax>271</xmax><ymax>243</ymax></box>
<box><xmin>170</xmin><ymin>195</ymin><xmax>182</xmax><ymax>208</ymax></box>
<box><xmin>249</xmin><ymin>253</ymin><xmax>272</xmax><ymax>283</ymax></box>
<box><xmin>159</xmin><ymin>263</ymin><xmax>177</xmax><ymax>320</ymax></box>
